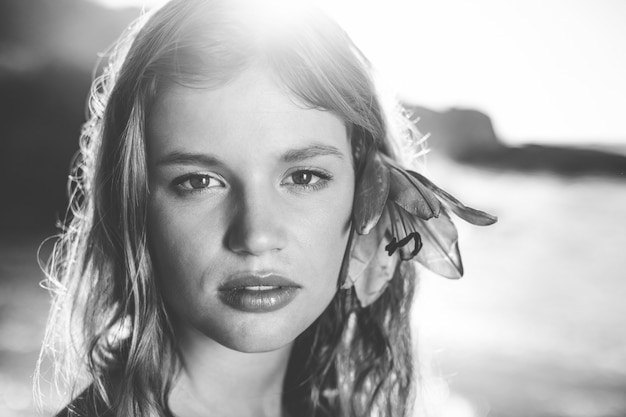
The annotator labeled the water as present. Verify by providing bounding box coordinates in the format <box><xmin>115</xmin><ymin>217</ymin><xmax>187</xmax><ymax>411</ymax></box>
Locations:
<box><xmin>416</xmin><ymin>160</ymin><xmax>626</xmax><ymax>416</ymax></box>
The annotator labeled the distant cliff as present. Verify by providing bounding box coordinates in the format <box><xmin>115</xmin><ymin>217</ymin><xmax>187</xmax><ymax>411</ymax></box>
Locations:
<box><xmin>405</xmin><ymin>104</ymin><xmax>626</xmax><ymax>178</ymax></box>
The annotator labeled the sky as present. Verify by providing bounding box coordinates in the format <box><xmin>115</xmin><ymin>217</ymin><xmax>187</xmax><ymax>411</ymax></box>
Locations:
<box><xmin>89</xmin><ymin>0</ymin><xmax>626</xmax><ymax>146</ymax></box>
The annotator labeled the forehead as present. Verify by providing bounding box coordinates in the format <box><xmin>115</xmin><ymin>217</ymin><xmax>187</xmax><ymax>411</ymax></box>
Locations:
<box><xmin>146</xmin><ymin>67</ymin><xmax>349</xmax><ymax>158</ymax></box>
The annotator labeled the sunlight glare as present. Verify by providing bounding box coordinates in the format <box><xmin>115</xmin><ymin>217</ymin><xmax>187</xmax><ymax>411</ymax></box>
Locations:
<box><xmin>87</xmin><ymin>0</ymin><xmax>626</xmax><ymax>145</ymax></box>
<box><xmin>239</xmin><ymin>0</ymin><xmax>315</xmax><ymax>40</ymax></box>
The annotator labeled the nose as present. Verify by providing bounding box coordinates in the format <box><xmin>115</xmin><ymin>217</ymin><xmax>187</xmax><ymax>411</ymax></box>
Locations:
<box><xmin>226</xmin><ymin>186</ymin><xmax>288</xmax><ymax>256</ymax></box>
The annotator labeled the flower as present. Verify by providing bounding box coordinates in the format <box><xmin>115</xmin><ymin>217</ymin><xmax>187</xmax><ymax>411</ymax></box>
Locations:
<box><xmin>343</xmin><ymin>150</ymin><xmax>497</xmax><ymax>307</ymax></box>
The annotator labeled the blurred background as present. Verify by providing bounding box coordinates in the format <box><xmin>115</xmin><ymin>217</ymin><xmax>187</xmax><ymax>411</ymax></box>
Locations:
<box><xmin>1</xmin><ymin>0</ymin><xmax>625</xmax><ymax>416</ymax></box>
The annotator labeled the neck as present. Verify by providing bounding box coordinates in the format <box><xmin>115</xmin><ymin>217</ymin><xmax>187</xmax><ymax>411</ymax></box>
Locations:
<box><xmin>168</xmin><ymin>324</ymin><xmax>293</xmax><ymax>417</ymax></box>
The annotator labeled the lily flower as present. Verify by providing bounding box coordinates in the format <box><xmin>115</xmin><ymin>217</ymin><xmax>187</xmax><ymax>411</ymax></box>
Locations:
<box><xmin>344</xmin><ymin>149</ymin><xmax>497</xmax><ymax>307</ymax></box>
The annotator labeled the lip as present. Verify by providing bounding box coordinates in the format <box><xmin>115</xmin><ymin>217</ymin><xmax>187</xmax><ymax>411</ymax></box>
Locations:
<box><xmin>218</xmin><ymin>272</ymin><xmax>301</xmax><ymax>313</ymax></box>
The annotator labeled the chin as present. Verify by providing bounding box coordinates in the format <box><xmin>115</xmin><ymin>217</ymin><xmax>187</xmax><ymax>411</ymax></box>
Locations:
<box><xmin>192</xmin><ymin>310</ymin><xmax>308</xmax><ymax>354</ymax></box>
<box><xmin>222</xmin><ymin>336</ymin><xmax>293</xmax><ymax>354</ymax></box>
<box><xmin>211</xmin><ymin>322</ymin><xmax>301</xmax><ymax>353</ymax></box>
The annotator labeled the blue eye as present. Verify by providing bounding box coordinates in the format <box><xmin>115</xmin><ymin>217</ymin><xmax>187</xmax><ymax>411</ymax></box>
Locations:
<box><xmin>283</xmin><ymin>169</ymin><xmax>332</xmax><ymax>191</ymax></box>
<box><xmin>175</xmin><ymin>174</ymin><xmax>224</xmax><ymax>192</ymax></box>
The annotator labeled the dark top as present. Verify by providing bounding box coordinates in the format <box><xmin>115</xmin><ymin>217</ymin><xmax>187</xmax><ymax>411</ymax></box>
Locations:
<box><xmin>54</xmin><ymin>385</ymin><xmax>114</xmax><ymax>417</ymax></box>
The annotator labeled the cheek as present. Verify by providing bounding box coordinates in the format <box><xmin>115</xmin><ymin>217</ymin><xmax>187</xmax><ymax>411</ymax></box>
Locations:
<box><xmin>299</xmin><ymin>181</ymin><xmax>354</xmax><ymax>289</ymax></box>
<box><xmin>146</xmin><ymin>194</ymin><xmax>223</xmax><ymax>295</ymax></box>
<box><xmin>311</xmin><ymin>203</ymin><xmax>351</xmax><ymax>265</ymax></box>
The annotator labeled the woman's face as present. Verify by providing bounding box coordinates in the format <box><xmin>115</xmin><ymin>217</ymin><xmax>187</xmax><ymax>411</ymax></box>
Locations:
<box><xmin>147</xmin><ymin>67</ymin><xmax>355</xmax><ymax>353</ymax></box>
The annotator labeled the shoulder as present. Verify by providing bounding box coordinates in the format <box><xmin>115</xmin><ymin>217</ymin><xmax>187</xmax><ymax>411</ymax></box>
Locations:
<box><xmin>54</xmin><ymin>385</ymin><xmax>114</xmax><ymax>417</ymax></box>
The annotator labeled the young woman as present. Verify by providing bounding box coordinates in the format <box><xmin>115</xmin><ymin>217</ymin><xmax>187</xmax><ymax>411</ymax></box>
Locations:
<box><xmin>39</xmin><ymin>0</ymin><xmax>495</xmax><ymax>416</ymax></box>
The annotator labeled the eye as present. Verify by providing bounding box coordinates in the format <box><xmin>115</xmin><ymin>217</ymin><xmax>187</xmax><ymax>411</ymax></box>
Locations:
<box><xmin>282</xmin><ymin>168</ymin><xmax>332</xmax><ymax>191</ymax></box>
<box><xmin>291</xmin><ymin>171</ymin><xmax>317</xmax><ymax>185</ymax></box>
<box><xmin>175</xmin><ymin>173</ymin><xmax>224</xmax><ymax>192</ymax></box>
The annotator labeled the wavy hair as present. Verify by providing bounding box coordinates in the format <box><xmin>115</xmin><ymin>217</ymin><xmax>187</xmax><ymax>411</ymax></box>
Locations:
<box><xmin>39</xmin><ymin>0</ymin><xmax>425</xmax><ymax>415</ymax></box>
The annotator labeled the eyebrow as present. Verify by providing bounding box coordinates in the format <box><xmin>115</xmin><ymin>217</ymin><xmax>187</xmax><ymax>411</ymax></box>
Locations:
<box><xmin>281</xmin><ymin>144</ymin><xmax>345</xmax><ymax>163</ymax></box>
<box><xmin>155</xmin><ymin>144</ymin><xmax>345</xmax><ymax>167</ymax></box>
<box><xmin>155</xmin><ymin>152</ymin><xmax>222</xmax><ymax>168</ymax></box>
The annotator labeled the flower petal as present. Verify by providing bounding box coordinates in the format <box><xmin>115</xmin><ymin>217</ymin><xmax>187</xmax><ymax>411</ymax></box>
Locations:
<box><xmin>353</xmin><ymin>238</ymin><xmax>399</xmax><ymax>307</ymax></box>
<box><xmin>344</xmin><ymin>208</ymin><xmax>390</xmax><ymax>288</ymax></box>
<box><xmin>388</xmin><ymin>165</ymin><xmax>441</xmax><ymax>220</ymax></box>
<box><xmin>414</xmin><ymin>208</ymin><xmax>463</xmax><ymax>278</ymax></box>
<box><xmin>348</xmin><ymin>213</ymin><xmax>400</xmax><ymax>306</ymax></box>
<box><xmin>408</xmin><ymin>171</ymin><xmax>498</xmax><ymax>226</ymax></box>
<box><xmin>380</xmin><ymin>153</ymin><xmax>496</xmax><ymax>226</ymax></box>
<box><xmin>353</xmin><ymin>151</ymin><xmax>390</xmax><ymax>234</ymax></box>
<box><xmin>386</xmin><ymin>202</ymin><xmax>424</xmax><ymax>261</ymax></box>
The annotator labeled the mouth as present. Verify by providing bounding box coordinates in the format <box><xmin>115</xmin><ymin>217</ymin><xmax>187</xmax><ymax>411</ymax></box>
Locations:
<box><xmin>218</xmin><ymin>273</ymin><xmax>301</xmax><ymax>313</ymax></box>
